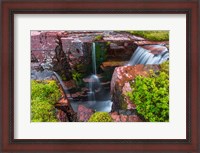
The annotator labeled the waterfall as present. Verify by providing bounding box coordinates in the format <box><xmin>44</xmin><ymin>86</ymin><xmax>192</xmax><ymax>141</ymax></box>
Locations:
<box><xmin>87</xmin><ymin>43</ymin><xmax>102</xmax><ymax>102</ymax></box>
<box><xmin>52</xmin><ymin>72</ymin><xmax>69</xmax><ymax>99</ymax></box>
<box><xmin>92</xmin><ymin>42</ymin><xmax>97</xmax><ymax>75</ymax></box>
<box><xmin>87</xmin><ymin>75</ymin><xmax>101</xmax><ymax>102</ymax></box>
<box><xmin>127</xmin><ymin>46</ymin><xmax>169</xmax><ymax>66</ymax></box>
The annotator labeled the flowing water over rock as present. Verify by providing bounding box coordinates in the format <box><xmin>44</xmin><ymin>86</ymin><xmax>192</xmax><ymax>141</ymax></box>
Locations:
<box><xmin>31</xmin><ymin>31</ymin><xmax>170</xmax><ymax>120</ymax></box>
<box><xmin>127</xmin><ymin>45</ymin><xmax>169</xmax><ymax>66</ymax></box>
<box><xmin>53</xmin><ymin>72</ymin><xmax>70</xmax><ymax>99</ymax></box>
<box><xmin>31</xmin><ymin>69</ymin><xmax>53</xmax><ymax>80</ymax></box>
<box><xmin>52</xmin><ymin>72</ymin><xmax>112</xmax><ymax>112</ymax></box>
<box><xmin>92</xmin><ymin>42</ymin><xmax>97</xmax><ymax>75</ymax></box>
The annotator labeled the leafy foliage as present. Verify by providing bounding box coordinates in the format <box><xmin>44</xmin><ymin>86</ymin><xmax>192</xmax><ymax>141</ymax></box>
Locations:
<box><xmin>31</xmin><ymin>80</ymin><xmax>61</xmax><ymax>122</ymax></box>
<box><xmin>88</xmin><ymin>112</ymin><xmax>113</xmax><ymax>122</ymax></box>
<box><xmin>71</xmin><ymin>70</ymin><xmax>84</xmax><ymax>88</ymax></box>
<box><xmin>128</xmin><ymin>31</ymin><xmax>169</xmax><ymax>41</ymax></box>
<box><xmin>127</xmin><ymin>61</ymin><xmax>169</xmax><ymax>122</ymax></box>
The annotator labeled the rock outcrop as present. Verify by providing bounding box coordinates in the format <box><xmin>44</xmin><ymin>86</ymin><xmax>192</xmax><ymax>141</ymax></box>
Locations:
<box><xmin>110</xmin><ymin>111</ymin><xmax>142</xmax><ymax>122</ymax></box>
<box><xmin>55</xmin><ymin>97</ymin><xmax>77</xmax><ymax>122</ymax></box>
<box><xmin>31</xmin><ymin>31</ymin><xmax>168</xmax><ymax>78</ymax></box>
<box><xmin>111</xmin><ymin>65</ymin><xmax>160</xmax><ymax>112</ymax></box>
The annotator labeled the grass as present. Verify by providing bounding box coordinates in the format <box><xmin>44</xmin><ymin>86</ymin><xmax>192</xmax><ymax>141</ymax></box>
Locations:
<box><xmin>128</xmin><ymin>30</ymin><xmax>169</xmax><ymax>41</ymax></box>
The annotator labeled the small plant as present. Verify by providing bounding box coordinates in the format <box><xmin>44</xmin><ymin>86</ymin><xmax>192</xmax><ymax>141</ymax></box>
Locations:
<box><xmin>94</xmin><ymin>35</ymin><xmax>103</xmax><ymax>41</ymax></box>
<box><xmin>88</xmin><ymin>112</ymin><xmax>113</xmax><ymax>122</ymax></box>
<box><xmin>106</xmin><ymin>41</ymin><xmax>111</xmax><ymax>46</ymax></box>
<box><xmin>31</xmin><ymin>80</ymin><xmax>61</xmax><ymax>122</ymax></box>
<box><xmin>71</xmin><ymin>70</ymin><xmax>83</xmax><ymax>87</ymax></box>
<box><xmin>127</xmin><ymin>61</ymin><xmax>169</xmax><ymax>122</ymax></box>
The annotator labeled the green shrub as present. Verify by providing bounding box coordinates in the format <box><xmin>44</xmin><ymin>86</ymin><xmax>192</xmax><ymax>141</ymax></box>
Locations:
<box><xmin>127</xmin><ymin>61</ymin><xmax>169</xmax><ymax>122</ymax></box>
<box><xmin>88</xmin><ymin>112</ymin><xmax>113</xmax><ymax>122</ymax></box>
<box><xmin>128</xmin><ymin>31</ymin><xmax>169</xmax><ymax>41</ymax></box>
<box><xmin>31</xmin><ymin>80</ymin><xmax>61</xmax><ymax>122</ymax></box>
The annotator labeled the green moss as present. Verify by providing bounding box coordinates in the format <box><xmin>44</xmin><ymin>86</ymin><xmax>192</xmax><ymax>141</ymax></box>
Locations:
<box><xmin>127</xmin><ymin>61</ymin><xmax>169</xmax><ymax>122</ymax></box>
<box><xmin>31</xmin><ymin>80</ymin><xmax>61</xmax><ymax>122</ymax></box>
<box><xmin>88</xmin><ymin>112</ymin><xmax>113</xmax><ymax>122</ymax></box>
<box><xmin>128</xmin><ymin>31</ymin><xmax>169</xmax><ymax>41</ymax></box>
<box><xmin>106</xmin><ymin>41</ymin><xmax>111</xmax><ymax>46</ymax></box>
<box><xmin>94</xmin><ymin>35</ymin><xmax>103</xmax><ymax>41</ymax></box>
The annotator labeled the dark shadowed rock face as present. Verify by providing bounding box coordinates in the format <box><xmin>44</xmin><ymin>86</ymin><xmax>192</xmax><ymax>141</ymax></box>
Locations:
<box><xmin>77</xmin><ymin>105</ymin><xmax>94</xmax><ymax>122</ymax></box>
<box><xmin>55</xmin><ymin>97</ymin><xmax>77</xmax><ymax>122</ymax></box>
<box><xmin>110</xmin><ymin>65</ymin><xmax>160</xmax><ymax>112</ymax></box>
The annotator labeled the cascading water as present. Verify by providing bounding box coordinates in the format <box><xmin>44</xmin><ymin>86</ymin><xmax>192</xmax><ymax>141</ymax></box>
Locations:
<box><xmin>92</xmin><ymin>42</ymin><xmax>97</xmax><ymax>75</ymax></box>
<box><xmin>127</xmin><ymin>46</ymin><xmax>169</xmax><ymax>66</ymax></box>
<box><xmin>87</xmin><ymin>74</ymin><xmax>101</xmax><ymax>102</ymax></box>
<box><xmin>87</xmin><ymin>43</ymin><xmax>102</xmax><ymax>101</ymax></box>
<box><xmin>51</xmin><ymin>43</ymin><xmax>112</xmax><ymax>112</ymax></box>
<box><xmin>52</xmin><ymin>72</ymin><xmax>70</xmax><ymax>99</ymax></box>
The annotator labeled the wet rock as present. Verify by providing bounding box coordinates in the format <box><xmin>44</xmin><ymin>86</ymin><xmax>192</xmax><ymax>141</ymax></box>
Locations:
<box><xmin>141</xmin><ymin>45</ymin><xmax>168</xmax><ymax>55</ymax></box>
<box><xmin>107</xmin><ymin>42</ymin><xmax>137</xmax><ymax>61</ymax></box>
<box><xmin>31</xmin><ymin>69</ymin><xmax>54</xmax><ymax>80</ymax></box>
<box><xmin>55</xmin><ymin>97</ymin><xmax>77</xmax><ymax>122</ymax></box>
<box><xmin>77</xmin><ymin>105</ymin><xmax>94</xmax><ymax>122</ymax></box>
<box><xmin>56</xmin><ymin>109</ymin><xmax>68</xmax><ymax>122</ymax></box>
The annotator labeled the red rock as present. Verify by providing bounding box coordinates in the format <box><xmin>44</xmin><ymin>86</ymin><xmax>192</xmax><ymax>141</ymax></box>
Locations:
<box><xmin>134</xmin><ymin>40</ymin><xmax>169</xmax><ymax>46</ymax></box>
<box><xmin>120</xmin><ymin>114</ymin><xmax>128</xmax><ymax>122</ymax></box>
<box><xmin>111</xmin><ymin>65</ymin><xmax>159</xmax><ymax>111</ymax></box>
<box><xmin>128</xmin><ymin>115</ymin><xmax>142</xmax><ymax>122</ymax></box>
<box><xmin>142</xmin><ymin>45</ymin><xmax>168</xmax><ymax>55</ymax></box>
<box><xmin>77</xmin><ymin>105</ymin><xmax>94</xmax><ymax>122</ymax></box>
<box><xmin>57</xmin><ymin>110</ymin><xmax>68</xmax><ymax>122</ymax></box>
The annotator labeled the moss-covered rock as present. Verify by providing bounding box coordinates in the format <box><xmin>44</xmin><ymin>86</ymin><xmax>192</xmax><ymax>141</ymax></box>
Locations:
<box><xmin>88</xmin><ymin>112</ymin><xmax>113</xmax><ymax>122</ymax></box>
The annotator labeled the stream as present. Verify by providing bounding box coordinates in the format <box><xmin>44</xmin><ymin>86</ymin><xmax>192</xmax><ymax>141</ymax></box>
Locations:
<box><xmin>31</xmin><ymin>43</ymin><xmax>169</xmax><ymax>113</ymax></box>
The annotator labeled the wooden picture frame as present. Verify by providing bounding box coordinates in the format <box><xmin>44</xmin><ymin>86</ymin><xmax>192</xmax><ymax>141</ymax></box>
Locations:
<box><xmin>0</xmin><ymin>0</ymin><xmax>199</xmax><ymax>152</ymax></box>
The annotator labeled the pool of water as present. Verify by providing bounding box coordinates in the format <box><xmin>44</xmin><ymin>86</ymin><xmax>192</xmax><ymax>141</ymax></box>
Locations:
<box><xmin>71</xmin><ymin>100</ymin><xmax>113</xmax><ymax>112</ymax></box>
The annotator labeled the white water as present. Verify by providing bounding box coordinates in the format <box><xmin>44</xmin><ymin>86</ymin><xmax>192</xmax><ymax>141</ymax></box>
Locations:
<box><xmin>92</xmin><ymin>42</ymin><xmax>97</xmax><ymax>75</ymax></box>
<box><xmin>127</xmin><ymin>46</ymin><xmax>169</xmax><ymax>66</ymax></box>
<box><xmin>52</xmin><ymin>72</ymin><xmax>112</xmax><ymax>112</ymax></box>
<box><xmin>53</xmin><ymin>72</ymin><xmax>69</xmax><ymax>98</ymax></box>
<box><xmin>87</xmin><ymin>74</ymin><xmax>101</xmax><ymax>101</ymax></box>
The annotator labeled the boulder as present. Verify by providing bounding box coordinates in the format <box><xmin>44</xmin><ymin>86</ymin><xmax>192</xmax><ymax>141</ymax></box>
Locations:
<box><xmin>77</xmin><ymin>105</ymin><xmax>94</xmax><ymax>122</ymax></box>
<box><xmin>111</xmin><ymin>65</ymin><xmax>160</xmax><ymax>112</ymax></box>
